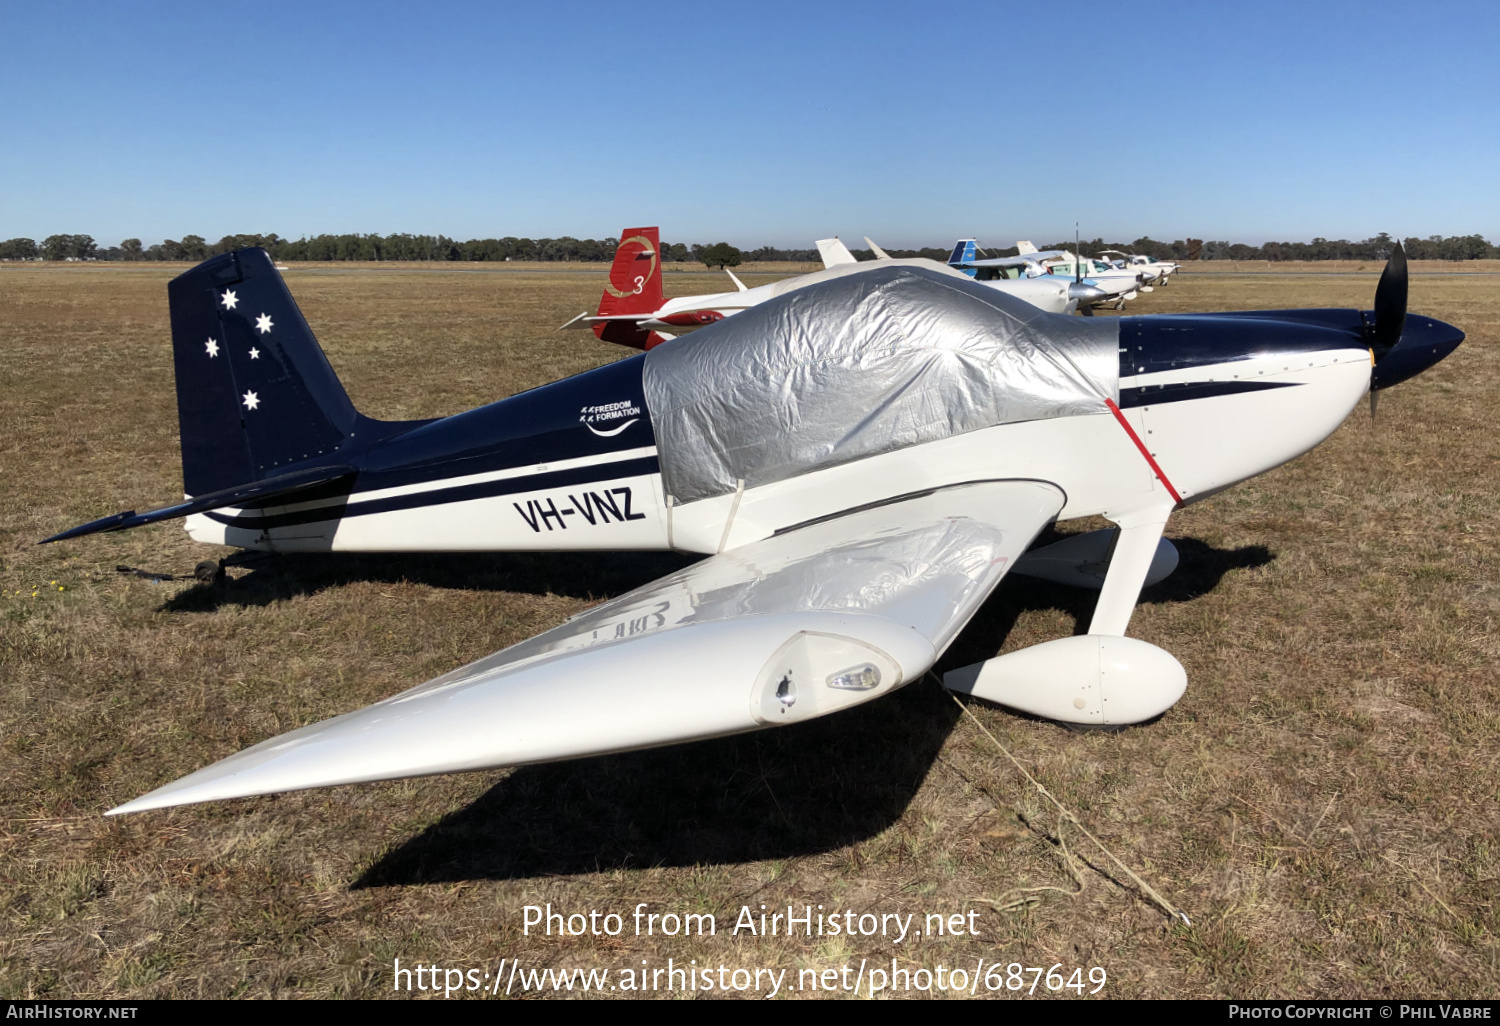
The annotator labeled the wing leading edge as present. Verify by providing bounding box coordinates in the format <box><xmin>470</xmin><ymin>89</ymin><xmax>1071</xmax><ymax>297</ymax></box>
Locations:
<box><xmin>108</xmin><ymin>480</ymin><xmax>1064</xmax><ymax>814</ymax></box>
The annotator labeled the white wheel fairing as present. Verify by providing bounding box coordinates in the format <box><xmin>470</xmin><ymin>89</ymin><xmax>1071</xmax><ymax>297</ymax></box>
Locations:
<box><xmin>945</xmin><ymin>635</ymin><xmax>1187</xmax><ymax>726</ymax></box>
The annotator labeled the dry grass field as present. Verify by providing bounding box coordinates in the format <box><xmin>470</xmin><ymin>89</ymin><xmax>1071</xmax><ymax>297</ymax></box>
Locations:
<box><xmin>0</xmin><ymin>261</ymin><xmax>1496</xmax><ymax>999</ymax></box>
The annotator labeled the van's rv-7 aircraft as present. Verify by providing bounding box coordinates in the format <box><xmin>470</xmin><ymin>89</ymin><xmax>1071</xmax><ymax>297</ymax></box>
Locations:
<box><xmin>562</xmin><ymin>228</ymin><xmax>1094</xmax><ymax>352</ymax></box>
<box><xmin>44</xmin><ymin>244</ymin><xmax>1462</xmax><ymax>816</ymax></box>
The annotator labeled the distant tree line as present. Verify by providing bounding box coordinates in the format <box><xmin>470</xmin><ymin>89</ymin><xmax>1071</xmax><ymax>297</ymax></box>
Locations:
<box><xmin>2</xmin><ymin>231</ymin><xmax>1497</xmax><ymax>264</ymax></box>
<box><xmin>1027</xmin><ymin>232</ymin><xmax>1499</xmax><ymax>263</ymax></box>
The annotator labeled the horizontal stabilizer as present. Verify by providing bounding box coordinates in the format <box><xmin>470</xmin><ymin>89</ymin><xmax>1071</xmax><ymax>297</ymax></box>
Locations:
<box><xmin>559</xmin><ymin>312</ymin><xmax>667</xmax><ymax>330</ymax></box>
<box><xmin>107</xmin><ymin>480</ymin><xmax>1062</xmax><ymax>814</ymax></box>
<box><xmin>44</xmin><ymin>463</ymin><xmax>356</xmax><ymax>544</ymax></box>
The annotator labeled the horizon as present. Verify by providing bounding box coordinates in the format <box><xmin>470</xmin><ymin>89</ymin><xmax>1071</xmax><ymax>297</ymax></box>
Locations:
<box><xmin>8</xmin><ymin>229</ymin><xmax>1495</xmax><ymax>254</ymax></box>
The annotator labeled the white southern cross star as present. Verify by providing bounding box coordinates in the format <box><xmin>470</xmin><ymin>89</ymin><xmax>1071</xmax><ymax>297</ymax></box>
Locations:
<box><xmin>255</xmin><ymin>313</ymin><xmax>273</xmax><ymax>334</ymax></box>
<box><xmin>221</xmin><ymin>289</ymin><xmax>238</xmax><ymax>310</ymax></box>
<box><xmin>248</xmin><ymin>347</ymin><xmax>260</xmax><ymax>359</ymax></box>
<box><xmin>242</xmin><ymin>390</ymin><xmax>260</xmax><ymax>411</ymax></box>
<box><xmin>204</xmin><ymin>338</ymin><xmax>220</xmax><ymax>358</ymax></box>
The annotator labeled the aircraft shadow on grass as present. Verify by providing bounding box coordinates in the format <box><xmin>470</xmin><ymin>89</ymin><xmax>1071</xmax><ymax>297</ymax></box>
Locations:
<box><xmin>161</xmin><ymin>549</ymin><xmax>701</xmax><ymax>612</ymax></box>
<box><xmin>342</xmin><ymin>536</ymin><xmax>1272</xmax><ymax>887</ymax></box>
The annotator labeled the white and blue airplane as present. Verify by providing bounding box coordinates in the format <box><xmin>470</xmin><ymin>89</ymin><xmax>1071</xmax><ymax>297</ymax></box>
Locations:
<box><xmin>45</xmin><ymin>244</ymin><xmax>1461</xmax><ymax>815</ymax></box>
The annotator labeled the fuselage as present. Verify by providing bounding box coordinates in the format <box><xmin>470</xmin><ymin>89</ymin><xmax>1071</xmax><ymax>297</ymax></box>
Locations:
<box><xmin>1036</xmin><ymin>256</ymin><xmax>1143</xmax><ymax>300</ymax></box>
<box><xmin>187</xmin><ymin>311</ymin><xmax>1382</xmax><ymax>557</ymax></box>
<box><xmin>1099</xmin><ymin>252</ymin><xmax>1178</xmax><ymax>284</ymax></box>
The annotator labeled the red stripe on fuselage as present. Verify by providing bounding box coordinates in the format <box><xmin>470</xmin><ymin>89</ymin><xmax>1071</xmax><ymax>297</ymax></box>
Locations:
<box><xmin>1105</xmin><ymin>397</ymin><xmax>1183</xmax><ymax>504</ymax></box>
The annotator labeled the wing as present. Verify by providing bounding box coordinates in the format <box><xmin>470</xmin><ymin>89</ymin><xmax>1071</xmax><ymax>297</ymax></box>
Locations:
<box><xmin>108</xmin><ymin>480</ymin><xmax>1063</xmax><ymax>814</ymax></box>
<box><xmin>956</xmin><ymin>252</ymin><xmax>1064</xmax><ymax>269</ymax></box>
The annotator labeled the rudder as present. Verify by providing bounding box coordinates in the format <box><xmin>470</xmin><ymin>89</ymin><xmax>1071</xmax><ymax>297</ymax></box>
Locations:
<box><xmin>948</xmin><ymin>239</ymin><xmax>979</xmax><ymax>276</ymax></box>
<box><xmin>169</xmin><ymin>248</ymin><xmax>358</xmax><ymax>496</ymax></box>
<box><xmin>593</xmin><ymin>227</ymin><xmax>666</xmax><ymax>349</ymax></box>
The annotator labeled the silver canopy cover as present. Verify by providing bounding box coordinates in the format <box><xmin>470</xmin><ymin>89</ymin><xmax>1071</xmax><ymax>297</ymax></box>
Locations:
<box><xmin>643</xmin><ymin>264</ymin><xmax>1119</xmax><ymax>505</ymax></box>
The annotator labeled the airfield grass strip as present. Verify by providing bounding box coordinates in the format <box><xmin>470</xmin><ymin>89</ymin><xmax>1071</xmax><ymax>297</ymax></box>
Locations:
<box><xmin>939</xmin><ymin>677</ymin><xmax>1191</xmax><ymax>926</ymax></box>
<box><xmin>976</xmin><ymin>814</ymin><xmax>1087</xmax><ymax>914</ymax></box>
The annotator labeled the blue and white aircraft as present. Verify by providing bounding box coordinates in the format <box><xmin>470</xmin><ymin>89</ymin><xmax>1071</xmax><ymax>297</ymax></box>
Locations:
<box><xmin>44</xmin><ymin>245</ymin><xmax>1462</xmax><ymax>815</ymax></box>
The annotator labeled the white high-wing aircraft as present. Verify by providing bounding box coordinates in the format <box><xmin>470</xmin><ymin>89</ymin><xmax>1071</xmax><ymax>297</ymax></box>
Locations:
<box><xmin>561</xmin><ymin>228</ymin><xmax>1083</xmax><ymax>351</ymax></box>
<box><xmin>1099</xmin><ymin>250</ymin><xmax>1180</xmax><ymax>285</ymax></box>
<box><xmin>43</xmin><ymin>244</ymin><xmax>1461</xmax><ymax>815</ymax></box>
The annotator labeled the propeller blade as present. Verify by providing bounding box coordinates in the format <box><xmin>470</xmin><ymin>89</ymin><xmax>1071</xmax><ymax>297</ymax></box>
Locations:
<box><xmin>1372</xmin><ymin>242</ymin><xmax>1407</xmax><ymax>354</ymax></box>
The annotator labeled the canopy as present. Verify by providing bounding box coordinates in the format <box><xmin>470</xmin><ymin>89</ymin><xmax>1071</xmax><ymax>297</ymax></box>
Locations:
<box><xmin>643</xmin><ymin>264</ymin><xmax>1119</xmax><ymax>504</ymax></box>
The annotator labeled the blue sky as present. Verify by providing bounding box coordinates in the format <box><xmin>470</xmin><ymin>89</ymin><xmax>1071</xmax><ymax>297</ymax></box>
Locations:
<box><xmin>2</xmin><ymin>0</ymin><xmax>1496</xmax><ymax>248</ymax></box>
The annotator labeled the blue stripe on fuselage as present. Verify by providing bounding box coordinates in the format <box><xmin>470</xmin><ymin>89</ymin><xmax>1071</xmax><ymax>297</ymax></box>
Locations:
<box><xmin>1118</xmin><ymin>379</ymin><xmax>1300</xmax><ymax>408</ymax></box>
<box><xmin>236</xmin><ymin>354</ymin><xmax>654</xmax><ymax>512</ymax></box>
<box><xmin>1120</xmin><ymin>313</ymin><xmax>1365</xmax><ymax>379</ymax></box>
<box><xmin>207</xmin><ymin>454</ymin><xmax>660</xmax><ymax>530</ymax></box>
<box><xmin>359</xmin><ymin>354</ymin><xmax>653</xmax><ymax>486</ymax></box>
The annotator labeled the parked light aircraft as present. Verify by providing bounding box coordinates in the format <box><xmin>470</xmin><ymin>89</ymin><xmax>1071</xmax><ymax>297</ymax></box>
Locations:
<box><xmin>43</xmin><ymin>244</ymin><xmax>1461</xmax><ymax>815</ymax></box>
<box><xmin>943</xmin><ymin>239</ymin><xmax>1108</xmax><ymax>311</ymax></box>
<box><xmin>1017</xmin><ymin>241</ymin><xmax>1147</xmax><ymax>309</ymax></box>
<box><xmin>1098</xmin><ymin>250</ymin><xmax>1179</xmax><ymax>285</ymax></box>
<box><xmin>828</xmin><ymin>237</ymin><xmax>1097</xmax><ymax>314</ymax></box>
<box><xmin>563</xmin><ymin>228</ymin><xmax>1086</xmax><ymax>351</ymax></box>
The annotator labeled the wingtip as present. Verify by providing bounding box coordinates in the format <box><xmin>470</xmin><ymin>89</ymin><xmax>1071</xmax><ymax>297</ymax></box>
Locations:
<box><xmin>105</xmin><ymin>780</ymin><xmax>212</xmax><ymax>816</ymax></box>
<box><xmin>104</xmin><ymin>779</ymin><xmax>266</xmax><ymax>816</ymax></box>
<box><xmin>105</xmin><ymin>794</ymin><xmax>163</xmax><ymax>816</ymax></box>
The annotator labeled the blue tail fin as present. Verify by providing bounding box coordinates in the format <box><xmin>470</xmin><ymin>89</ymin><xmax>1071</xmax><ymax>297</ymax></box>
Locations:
<box><xmin>168</xmin><ymin>248</ymin><xmax>358</xmax><ymax>496</ymax></box>
<box><xmin>947</xmin><ymin>239</ymin><xmax>979</xmax><ymax>276</ymax></box>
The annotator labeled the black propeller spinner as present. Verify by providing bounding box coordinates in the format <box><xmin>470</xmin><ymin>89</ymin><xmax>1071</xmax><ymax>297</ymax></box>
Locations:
<box><xmin>1362</xmin><ymin>240</ymin><xmax>1465</xmax><ymax>398</ymax></box>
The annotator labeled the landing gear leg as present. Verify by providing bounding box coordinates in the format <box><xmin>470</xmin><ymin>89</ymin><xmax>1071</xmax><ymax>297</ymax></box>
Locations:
<box><xmin>1087</xmin><ymin>506</ymin><xmax>1173</xmax><ymax>636</ymax></box>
